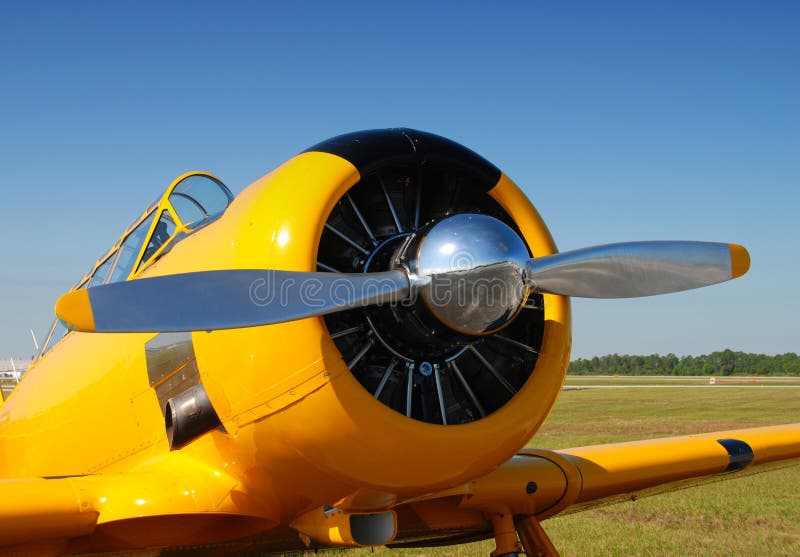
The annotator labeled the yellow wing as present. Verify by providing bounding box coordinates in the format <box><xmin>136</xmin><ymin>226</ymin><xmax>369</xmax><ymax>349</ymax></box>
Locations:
<box><xmin>388</xmin><ymin>423</ymin><xmax>800</xmax><ymax>552</ymax></box>
<box><xmin>0</xmin><ymin>452</ymin><xmax>277</xmax><ymax>553</ymax></box>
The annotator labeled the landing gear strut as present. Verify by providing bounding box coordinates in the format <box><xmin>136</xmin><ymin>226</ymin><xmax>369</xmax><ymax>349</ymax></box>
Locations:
<box><xmin>489</xmin><ymin>512</ymin><xmax>560</xmax><ymax>557</ymax></box>
<box><xmin>516</xmin><ymin>516</ymin><xmax>560</xmax><ymax>557</ymax></box>
<box><xmin>489</xmin><ymin>511</ymin><xmax>522</xmax><ymax>556</ymax></box>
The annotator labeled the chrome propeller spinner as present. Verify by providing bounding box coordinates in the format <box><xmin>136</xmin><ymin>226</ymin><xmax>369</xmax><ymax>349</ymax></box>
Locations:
<box><xmin>401</xmin><ymin>213</ymin><xmax>531</xmax><ymax>336</ymax></box>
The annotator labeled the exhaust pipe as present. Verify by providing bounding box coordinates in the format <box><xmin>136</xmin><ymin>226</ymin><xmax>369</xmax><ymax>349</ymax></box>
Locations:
<box><xmin>165</xmin><ymin>384</ymin><xmax>222</xmax><ymax>450</ymax></box>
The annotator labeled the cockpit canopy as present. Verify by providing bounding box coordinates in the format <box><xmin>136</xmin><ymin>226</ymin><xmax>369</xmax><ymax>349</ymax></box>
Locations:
<box><xmin>38</xmin><ymin>172</ymin><xmax>233</xmax><ymax>358</ymax></box>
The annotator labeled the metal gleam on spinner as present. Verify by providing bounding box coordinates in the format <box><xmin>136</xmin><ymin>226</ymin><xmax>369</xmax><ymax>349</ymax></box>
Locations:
<box><xmin>410</xmin><ymin>214</ymin><xmax>531</xmax><ymax>336</ymax></box>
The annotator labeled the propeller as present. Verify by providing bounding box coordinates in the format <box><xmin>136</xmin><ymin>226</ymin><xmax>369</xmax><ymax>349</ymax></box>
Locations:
<box><xmin>524</xmin><ymin>241</ymin><xmax>750</xmax><ymax>298</ymax></box>
<box><xmin>56</xmin><ymin>270</ymin><xmax>410</xmax><ymax>333</ymax></box>
<box><xmin>55</xmin><ymin>214</ymin><xmax>749</xmax><ymax>334</ymax></box>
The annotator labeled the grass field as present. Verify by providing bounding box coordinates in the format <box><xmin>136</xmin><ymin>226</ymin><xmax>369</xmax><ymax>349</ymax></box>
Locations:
<box><xmin>325</xmin><ymin>380</ymin><xmax>800</xmax><ymax>557</ymax></box>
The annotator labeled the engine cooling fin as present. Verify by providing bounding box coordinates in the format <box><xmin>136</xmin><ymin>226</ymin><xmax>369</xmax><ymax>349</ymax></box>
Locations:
<box><xmin>318</xmin><ymin>160</ymin><xmax>545</xmax><ymax>425</ymax></box>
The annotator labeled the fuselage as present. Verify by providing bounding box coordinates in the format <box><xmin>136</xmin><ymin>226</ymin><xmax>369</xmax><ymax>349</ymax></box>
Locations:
<box><xmin>0</xmin><ymin>132</ymin><xmax>571</xmax><ymax>548</ymax></box>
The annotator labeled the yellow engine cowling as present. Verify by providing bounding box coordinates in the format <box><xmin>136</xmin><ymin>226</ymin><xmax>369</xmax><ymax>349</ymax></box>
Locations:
<box><xmin>147</xmin><ymin>129</ymin><xmax>572</xmax><ymax>512</ymax></box>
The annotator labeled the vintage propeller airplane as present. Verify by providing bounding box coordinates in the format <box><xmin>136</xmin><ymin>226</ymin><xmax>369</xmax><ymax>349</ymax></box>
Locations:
<box><xmin>1</xmin><ymin>129</ymin><xmax>797</xmax><ymax>556</ymax></box>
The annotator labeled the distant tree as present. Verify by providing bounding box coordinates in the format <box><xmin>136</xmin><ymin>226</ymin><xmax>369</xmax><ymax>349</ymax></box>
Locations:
<box><xmin>568</xmin><ymin>351</ymin><xmax>800</xmax><ymax>376</ymax></box>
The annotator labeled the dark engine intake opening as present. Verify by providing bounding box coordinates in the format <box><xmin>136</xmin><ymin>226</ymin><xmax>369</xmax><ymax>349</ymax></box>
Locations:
<box><xmin>317</xmin><ymin>141</ymin><xmax>545</xmax><ymax>425</ymax></box>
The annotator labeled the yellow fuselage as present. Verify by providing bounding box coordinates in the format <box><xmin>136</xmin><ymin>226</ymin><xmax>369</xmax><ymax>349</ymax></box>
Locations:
<box><xmin>0</xmin><ymin>150</ymin><xmax>571</xmax><ymax>547</ymax></box>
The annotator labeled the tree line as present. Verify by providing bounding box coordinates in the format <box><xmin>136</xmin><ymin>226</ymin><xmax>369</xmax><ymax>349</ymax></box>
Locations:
<box><xmin>569</xmin><ymin>350</ymin><xmax>800</xmax><ymax>376</ymax></box>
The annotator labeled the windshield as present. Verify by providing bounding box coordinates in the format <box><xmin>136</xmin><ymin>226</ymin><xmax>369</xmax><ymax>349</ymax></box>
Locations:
<box><xmin>169</xmin><ymin>175</ymin><xmax>233</xmax><ymax>228</ymax></box>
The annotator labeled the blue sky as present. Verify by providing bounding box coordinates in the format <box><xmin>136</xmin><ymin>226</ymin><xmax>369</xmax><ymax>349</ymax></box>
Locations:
<box><xmin>0</xmin><ymin>1</ymin><xmax>797</xmax><ymax>359</ymax></box>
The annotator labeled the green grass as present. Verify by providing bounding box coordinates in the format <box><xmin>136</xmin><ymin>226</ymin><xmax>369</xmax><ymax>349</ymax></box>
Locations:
<box><xmin>533</xmin><ymin>385</ymin><xmax>800</xmax><ymax>449</ymax></box>
<box><xmin>322</xmin><ymin>385</ymin><xmax>800</xmax><ymax>556</ymax></box>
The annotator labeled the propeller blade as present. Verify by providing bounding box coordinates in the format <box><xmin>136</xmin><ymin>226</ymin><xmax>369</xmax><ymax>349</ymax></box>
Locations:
<box><xmin>55</xmin><ymin>269</ymin><xmax>410</xmax><ymax>333</ymax></box>
<box><xmin>525</xmin><ymin>241</ymin><xmax>749</xmax><ymax>298</ymax></box>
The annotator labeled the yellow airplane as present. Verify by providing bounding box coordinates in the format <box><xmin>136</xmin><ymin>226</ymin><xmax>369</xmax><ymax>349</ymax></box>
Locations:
<box><xmin>0</xmin><ymin>129</ymin><xmax>797</xmax><ymax>556</ymax></box>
